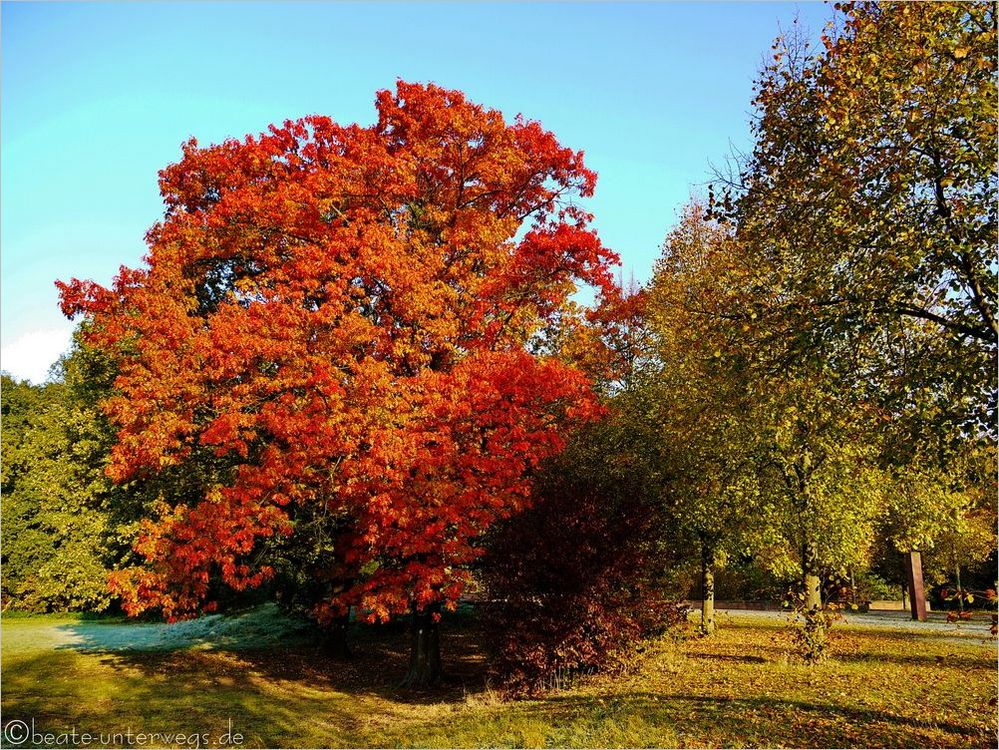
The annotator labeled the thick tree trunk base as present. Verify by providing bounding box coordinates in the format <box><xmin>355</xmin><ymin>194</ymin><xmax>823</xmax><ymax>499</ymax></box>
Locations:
<box><xmin>324</xmin><ymin>612</ymin><xmax>351</xmax><ymax>660</ymax></box>
<box><xmin>400</xmin><ymin>605</ymin><xmax>442</xmax><ymax>688</ymax></box>
<box><xmin>701</xmin><ymin>599</ymin><xmax>716</xmax><ymax>636</ymax></box>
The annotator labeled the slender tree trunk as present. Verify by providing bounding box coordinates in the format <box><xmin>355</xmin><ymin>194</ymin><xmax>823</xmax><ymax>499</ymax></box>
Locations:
<box><xmin>955</xmin><ymin>565</ymin><xmax>963</xmax><ymax>609</ymax></box>
<box><xmin>400</xmin><ymin>602</ymin><xmax>442</xmax><ymax>688</ymax></box>
<box><xmin>803</xmin><ymin>540</ymin><xmax>821</xmax><ymax>612</ymax></box>
<box><xmin>900</xmin><ymin>553</ymin><xmax>908</xmax><ymax>610</ymax></box>
<box><xmin>700</xmin><ymin>541</ymin><xmax>716</xmax><ymax>636</ymax></box>
<box><xmin>324</xmin><ymin>610</ymin><xmax>351</xmax><ymax>659</ymax></box>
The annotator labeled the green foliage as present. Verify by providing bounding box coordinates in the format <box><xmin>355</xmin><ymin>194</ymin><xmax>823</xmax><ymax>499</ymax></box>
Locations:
<box><xmin>711</xmin><ymin>555</ymin><xmax>789</xmax><ymax>601</ymax></box>
<box><xmin>638</xmin><ymin>203</ymin><xmax>774</xmax><ymax>633</ymax></box>
<box><xmin>883</xmin><ymin>443</ymin><xmax>996</xmax><ymax>558</ymax></box>
<box><xmin>753</xmin><ymin>383</ymin><xmax>888</xmax><ymax>580</ymax></box>
<box><xmin>0</xmin><ymin>329</ymin><xmax>150</xmax><ymax>613</ymax></box>
<box><xmin>713</xmin><ymin>1</ymin><xmax>997</xmax><ymax>443</ymax></box>
<box><xmin>850</xmin><ymin>571</ymin><xmax>901</xmax><ymax>603</ymax></box>
<box><xmin>676</xmin><ymin>1</ymin><xmax>998</xmax><ymax>612</ymax></box>
<box><xmin>1</xmin><ymin>373</ymin><xmax>113</xmax><ymax>611</ymax></box>
<box><xmin>642</xmin><ymin>205</ymin><xmax>764</xmax><ymax>547</ymax></box>
<box><xmin>642</xmin><ymin>201</ymin><xmax>890</xmax><ymax>609</ymax></box>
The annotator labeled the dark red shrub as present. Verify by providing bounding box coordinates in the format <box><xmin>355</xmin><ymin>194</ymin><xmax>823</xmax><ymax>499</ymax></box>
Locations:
<box><xmin>481</xmin><ymin>447</ymin><xmax>687</xmax><ymax>696</ymax></box>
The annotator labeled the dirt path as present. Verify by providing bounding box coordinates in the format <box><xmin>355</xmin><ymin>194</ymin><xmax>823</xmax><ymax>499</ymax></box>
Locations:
<box><xmin>712</xmin><ymin>607</ymin><xmax>997</xmax><ymax>644</ymax></box>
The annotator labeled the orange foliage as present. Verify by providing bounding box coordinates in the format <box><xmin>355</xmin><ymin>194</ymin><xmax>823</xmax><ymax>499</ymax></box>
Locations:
<box><xmin>59</xmin><ymin>82</ymin><xmax>619</xmax><ymax>623</ymax></box>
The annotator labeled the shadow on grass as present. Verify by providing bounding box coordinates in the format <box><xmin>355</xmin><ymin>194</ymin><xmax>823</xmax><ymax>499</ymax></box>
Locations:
<box><xmin>1</xmin><ymin>648</ymin><xmax>372</xmax><ymax>747</ymax></box>
<box><xmin>399</xmin><ymin>690</ymin><xmax>990</xmax><ymax>749</ymax></box>
<box><xmin>50</xmin><ymin>606</ymin><xmax>489</xmax><ymax>703</ymax></box>
<box><xmin>685</xmin><ymin>652</ymin><xmax>768</xmax><ymax>664</ymax></box>
<box><xmin>5</xmin><ymin>608</ymin><xmax>995</xmax><ymax>748</ymax></box>
<box><xmin>838</xmin><ymin>621</ymin><xmax>998</xmax><ymax>642</ymax></box>
<box><xmin>831</xmin><ymin>649</ymin><xmax>995</xmax><ymax>670</ymax></box>
<box><xmin>3</xmin><ymin>612</ymin><xmax>490</xmax><ymax>747</ymax></box>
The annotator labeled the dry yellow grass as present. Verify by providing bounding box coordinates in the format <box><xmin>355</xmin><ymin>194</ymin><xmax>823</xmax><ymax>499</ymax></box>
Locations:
<box><xmin>2</xmin><ymin>609</ymin><xmax>996</xmax><ymax>748</ymax></box>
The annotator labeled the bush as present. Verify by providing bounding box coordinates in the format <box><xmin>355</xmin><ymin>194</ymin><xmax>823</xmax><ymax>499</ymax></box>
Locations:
<box><xmin>482</xmin><ymin>463</ymin><xmax>685</xmax><ymax>696</ymax></box>
<box><xmin>784</xmin><ymin>588</ymin><xmax>842</xmax><ymax>664</ymax></box>
<box><xmin>851</xmin><ymin>571</ymin><xmax>902</xmax><ymax>603</ymax></box>
<box><xmin>712</xmin><ymin>555</ymin><xmax>790</xmax><ymax>602</ymax></box>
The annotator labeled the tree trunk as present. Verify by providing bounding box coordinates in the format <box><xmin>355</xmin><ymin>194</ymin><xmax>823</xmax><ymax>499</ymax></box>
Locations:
<box><xmin>955</xmin><ymin>564</ymin><xmax>963</xmax><ymax>609</ymax></box>
<box><xmin>400</xmin><ymin>603</ymin><xmax>442</xmax><ymax>688</ymax></box>
<box><xmin>700</xmin><ymin>542</ymin><xmax>716</xmax><ymax>636</ymax></box>
<box><xmin>324</xmin><ymin>610</ymin><xmax>351</xmax><ymax>659</ymax></box>
<box><xmin>900</xmin><ymin>554</ymin><xmax>907</xmax><ymax>610</ymax></box>
<box><xmin>803</xmin><ymin>540</ymin><xmax>821</xmax><ymax>612</ymax></box>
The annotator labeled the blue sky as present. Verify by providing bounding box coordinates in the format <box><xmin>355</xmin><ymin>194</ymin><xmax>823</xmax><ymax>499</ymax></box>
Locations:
<box><xmin>1</xmin><ymin>1</ymin><xmax>830</xmax><ymax>382</ymax></box>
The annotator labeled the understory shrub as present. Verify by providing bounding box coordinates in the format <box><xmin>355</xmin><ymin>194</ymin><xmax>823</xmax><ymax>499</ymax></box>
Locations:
<box><xmin>482</xmin><ymin>459</ymin><xmax>686</xmax><ymax>696</ymax></box>
<box><xmin>784</xmin><ymin>588</ymin><xmax>842</xmax><ymax>664</ymax></box>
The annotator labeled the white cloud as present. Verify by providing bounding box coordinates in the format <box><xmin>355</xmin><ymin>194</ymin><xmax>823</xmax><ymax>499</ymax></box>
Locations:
<box><xmin>1</xmin><ymin>327</ymin><xmax>74</xmax><ymax>385</ymax></box>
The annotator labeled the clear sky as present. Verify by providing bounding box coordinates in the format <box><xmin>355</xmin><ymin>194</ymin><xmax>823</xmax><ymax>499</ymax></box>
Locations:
<box><xmin>1</xmin><ymin>1</ymin><xmax>830</xmax><ymax>383</ymax></box>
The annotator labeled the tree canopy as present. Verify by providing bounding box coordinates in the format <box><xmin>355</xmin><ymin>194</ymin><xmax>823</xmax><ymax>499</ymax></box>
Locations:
<box><xmin>713</xmin><ymin>1</ymin><xmax>997</xmax><ymax>444</ymax></box>
<box><xmin>57</xmin><ymin>81</ymin><xmax>620</xmax><ymax>625</ymax></box>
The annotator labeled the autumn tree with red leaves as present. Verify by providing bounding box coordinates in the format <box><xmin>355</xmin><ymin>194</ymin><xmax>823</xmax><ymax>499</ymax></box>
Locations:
<box><xmin>58</xmin><ymin>81</ymin><xmax>619</xmax><ymax>686</ymax></box>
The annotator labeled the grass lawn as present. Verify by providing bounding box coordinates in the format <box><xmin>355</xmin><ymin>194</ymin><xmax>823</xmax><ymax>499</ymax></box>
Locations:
<box><xmin>1</xmin><ymin>606</ymin><xmax>996</xmax><ymax>748</ymax></box>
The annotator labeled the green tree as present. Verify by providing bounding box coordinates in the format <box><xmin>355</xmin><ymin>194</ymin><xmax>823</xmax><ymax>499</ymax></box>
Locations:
<box><xmin>644</xmin><ymin>202</ymin><xmax>888</xmax><ymax>632</ymax></box>
<box><xmin>1</xmin><ymin>372</ymin><xmax>114</xmax><ymax>611</ymax></box>
<box><xmin>884</xmin><ymin>443</ymin><xmax>997</xmax><ymax>599</ymax></box>
<box><xmin>641</xmin><ymin>203</ymin><xmax>765</xmax><ymax>634</ymax></box>
<box><xmin>715</xmin><ymin>1</ymin><xmax>997</xmax><ymax>442</ymax></box>
<box><xmin>753</xmin><ymin>380</ymin><xmax>887</xmax><ymax>612</ymax></box>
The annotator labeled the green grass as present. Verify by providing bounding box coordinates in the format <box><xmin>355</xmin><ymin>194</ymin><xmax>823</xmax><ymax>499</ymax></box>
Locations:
<box><xmin>2</xmin><ymin>607</ymin><xmax>996</xmax><ymax>748</ymax></box>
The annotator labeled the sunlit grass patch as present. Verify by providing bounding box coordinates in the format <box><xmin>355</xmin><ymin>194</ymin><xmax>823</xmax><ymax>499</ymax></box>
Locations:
<box><xmin>2</xmin><ymin>608</ymin><xmax>995</xmax><ymax>748</ymax></box>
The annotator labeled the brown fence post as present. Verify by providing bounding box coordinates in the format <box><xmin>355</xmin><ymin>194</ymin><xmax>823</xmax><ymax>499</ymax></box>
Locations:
<box><xmin>904</xmin><ymin>551</ymin><xmax>927</xmax><ymax>622</ymax></box>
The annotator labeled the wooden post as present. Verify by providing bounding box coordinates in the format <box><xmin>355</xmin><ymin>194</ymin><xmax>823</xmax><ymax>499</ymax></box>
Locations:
<box><xmin>904</xmin><ymin>551</ymin><xmax>926</xmax><ymax>622</ymax></box>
